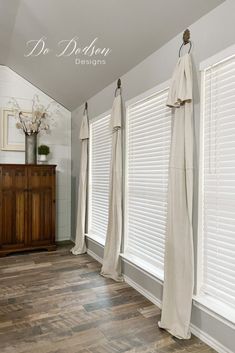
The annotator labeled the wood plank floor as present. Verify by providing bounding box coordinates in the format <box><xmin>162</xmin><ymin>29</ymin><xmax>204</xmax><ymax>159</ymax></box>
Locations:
<box><xmin>0</xmin><ymin>245</ymin><xmax>216</xmax><ymax>353</ymax></box>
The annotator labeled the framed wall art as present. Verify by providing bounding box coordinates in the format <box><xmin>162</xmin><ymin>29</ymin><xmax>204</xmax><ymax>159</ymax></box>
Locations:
<box><xmin>1</xmin><ymin>109</ymin><xmax>25</xmax><ymax>151</ymax></box>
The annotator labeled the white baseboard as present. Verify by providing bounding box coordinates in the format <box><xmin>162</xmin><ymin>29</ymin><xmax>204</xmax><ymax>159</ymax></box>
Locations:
<box><xmin>86</xmin><ymin>248</ymin><xmax>232</xmax><ymax>353</ymax></box>
<box><xmin>125</xmin><ymin>274</ymin><xmax>231</xmax><ymax>353</ymax></box>
<box><xmin>190</xmin><ymin>324</ymin><xmax>233</xmax><ymax>353</ymax></box>
<box><xmin>124</xmin><ymin>274</ymin><xmax>162</xmax><ymax>309</ymax></box>
<box><xmin>87</xmin><ymin>249</ymin><xmax>103</xmax><ymax>264</ymax></box>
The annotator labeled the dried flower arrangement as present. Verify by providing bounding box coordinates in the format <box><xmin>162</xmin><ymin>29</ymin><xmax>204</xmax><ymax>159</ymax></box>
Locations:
<box><xmin>8</xmin><ymin>94</ymin><xmax>60</xmax><ymax>136</ymax></box>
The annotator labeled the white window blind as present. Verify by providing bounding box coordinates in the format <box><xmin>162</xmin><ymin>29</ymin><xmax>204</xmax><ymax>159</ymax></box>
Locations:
<box><xmin>202</xmin><ymin>54</ymin><xmax>235</xmax><ymax>308</ymax></box>
<box><xmin>89</xmin><ymin>113</ymin><xmax>112</xmax><ymax>244</ymax></box>
<box><xmin>125</xmin><ymin>88</ymin><xmax>171</xmax><ymax>275</ymax></box>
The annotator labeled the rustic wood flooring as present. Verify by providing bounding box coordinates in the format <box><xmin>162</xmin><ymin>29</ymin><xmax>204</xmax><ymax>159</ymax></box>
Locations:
<box><xmin>0</xmin><ymin>245</ymin><xmax>216</xmax><ymax>353</ymax></box>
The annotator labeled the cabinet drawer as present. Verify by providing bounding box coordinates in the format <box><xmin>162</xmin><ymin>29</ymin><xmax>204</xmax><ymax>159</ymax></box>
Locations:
<box><xmin>0</xmin><ymin>166</ymin><xmax>27</xmax><ymax>189</ymax></box>
<box><xmin>27</xmin><ymin>166</ymin><xmax>56</xmax><ymax>189</ymax></box>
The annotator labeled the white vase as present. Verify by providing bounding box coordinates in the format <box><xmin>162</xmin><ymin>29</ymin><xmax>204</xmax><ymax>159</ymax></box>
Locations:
<box><xmin>38</xmin><ymin>154</ymin><xmax>47</xmax><ymax>163</ymax></box>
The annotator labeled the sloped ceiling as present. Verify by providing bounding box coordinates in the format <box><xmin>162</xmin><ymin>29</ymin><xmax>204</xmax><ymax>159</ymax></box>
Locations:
<box><xmin>0</xmin><ymin>0</ymin><xmax>223</xmax><ymax>110</ymax></box>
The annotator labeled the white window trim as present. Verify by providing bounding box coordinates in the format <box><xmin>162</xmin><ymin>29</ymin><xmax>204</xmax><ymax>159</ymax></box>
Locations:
<box><xmin>120</xmin><ymin>253</ymin><xmax>164</xmax><ymax>283</ymax></box>
<box><xmin>87</xmin><ymin>109</ymin><xmax>111</xmax><ymax>246</ymax></box>
<box><xmin>123</xmin><ymin>80</ymin><xmax>170</xmax><ymax>281</ymax></box>
<box><xmin>196</xmin><ymin>68</ymin><xmax>206</xmax><ymax>296</ymax></box>
<box><xmin>193</xmin><ymin>294</ymin><xmax>235</xmax><ymax>329</ymax></box>
<box><xmin>85</xmin><ymin>233</ymin><xmax>105</xmax><ymax>247</ymax></box>
<box><xmin>197</xmin><ymin>44</ymin><xmax>235</xmax><ymax>325</ymax></box>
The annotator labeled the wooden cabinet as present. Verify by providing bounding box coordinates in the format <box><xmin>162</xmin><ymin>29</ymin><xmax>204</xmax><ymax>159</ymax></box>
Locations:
<box><xmin>0</xmin><ymin>164</ymin><xmax>56</xmax><ymax>256</ymax></box>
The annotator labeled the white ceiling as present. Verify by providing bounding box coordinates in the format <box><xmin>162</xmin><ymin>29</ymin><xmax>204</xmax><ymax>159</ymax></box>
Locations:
<box><xmin>0</xmin><ymin>0</ymin><xmax>223</xmax><ymax>111</ymax></box>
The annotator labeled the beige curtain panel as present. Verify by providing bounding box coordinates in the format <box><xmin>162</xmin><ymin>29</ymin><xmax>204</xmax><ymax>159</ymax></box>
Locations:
<box><xmin>101</xmin><ymin>93</ymin><xmax>123</xmax><ymax>282</ymax></box>
<box><xmin>159</xmin><ymin>53</ymin><xmax>194</xmax><ymax>339</ymax></box>
<box><xmin>71</xmin><ymin>109</ymin><xmax>89</xmax><ymax>255</ymax></box>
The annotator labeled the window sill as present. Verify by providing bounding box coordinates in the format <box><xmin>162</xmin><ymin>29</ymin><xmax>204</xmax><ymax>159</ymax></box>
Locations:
<box><xmin>193</xmin><ymin>294</ymin><xmax>235</xmax><ymax>327</ymax></box>
<box><xmin>120</xmin><ymin>252</ymin><xmax>164</xmax><ymax>283</ymax></box>
<box><xmin>85</xmin><ymin>233</ymin><xmax>105</xmax><ymax>247</ymax></box>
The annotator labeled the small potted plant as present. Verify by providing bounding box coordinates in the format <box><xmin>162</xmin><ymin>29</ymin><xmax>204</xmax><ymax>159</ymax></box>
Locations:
<box><xmin>38</xmin><ymin>145</ymin><xmax>50</xmax><ymax>163</ymax></box>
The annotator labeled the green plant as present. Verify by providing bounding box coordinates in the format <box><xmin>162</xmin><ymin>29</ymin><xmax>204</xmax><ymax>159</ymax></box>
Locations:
<box><xmin>38</xmin><ymin>145</ymin><xmax>50</xmax><ymax>155</ymax></box>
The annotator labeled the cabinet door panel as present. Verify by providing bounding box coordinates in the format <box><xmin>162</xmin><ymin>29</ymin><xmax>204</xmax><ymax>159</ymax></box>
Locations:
<box><xmin>29</xmin><ymin>188</ymin><xmax>54</xmax><ymax>245</ymax></box>
<box><xmin>0</xmin><ymin>167</ymin><xmax>27</xmax><ymax>249</ymax></box>
<box><xmin>43</xmin><ymin>189</ymin><xmax>53</xmax><ymax>240</ymax></box>
<box><xmin>31</xmin><ymin>190</ymin><xmax>41</xmax><ymax>242</ymax></box>
<box><xmin>0</xmin><ymin>190</ymin><xmax>27</xmax><ymax>248</ymax></box>
<box><xmin>15</xmin><ymin>190</ymin><xmax>27</xmax><ymax>244</ymax></box>
<box><xmin>27</xmin><ymin>166</ymin><xmax>56</xmax><ymax>245</ymax></box>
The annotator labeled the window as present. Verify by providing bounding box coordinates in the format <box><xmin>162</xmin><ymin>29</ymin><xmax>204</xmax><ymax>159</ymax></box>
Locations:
<box><xmin>200</xmin><ymin>53</ymin><xmax>235</xmax><ymax>310</ymax></box>
<box><xmin>124</xmin><ymin>85</ymin><xmax>171</xmax><ymax>278</ymax></box>
<box><xmin>88</xmin><ymin>113</ymin><xmax>112</xmax><ymax>244</ymax></box>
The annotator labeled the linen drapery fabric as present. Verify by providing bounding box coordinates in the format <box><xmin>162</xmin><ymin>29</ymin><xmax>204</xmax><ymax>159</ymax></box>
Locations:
<box><xmin>158</xmin><ymin>53</ymin><xmax>194</xmax><ymax>339</ymax></box>
<box><xmin>101</xmin><ymin>93</ymin><xmax>123</xmax><ymax>281</ymax></box>
<box><xmin>71</xmin><ymin>109</ymin><xmax>89</xmax><ymax>255</ymax></box>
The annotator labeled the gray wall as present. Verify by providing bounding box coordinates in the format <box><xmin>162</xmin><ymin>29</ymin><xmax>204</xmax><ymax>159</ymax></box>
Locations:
<box><xmin>71</xmin><ymin>1</ymin><xmax>235</xmax><ymax>351</ymax></box>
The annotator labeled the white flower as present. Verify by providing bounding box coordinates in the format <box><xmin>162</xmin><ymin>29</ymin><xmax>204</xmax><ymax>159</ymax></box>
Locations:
<box><xmin>16</xmin><ymin>122</ymin><xmax>22</xmax><ymax>129</ymax></box>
